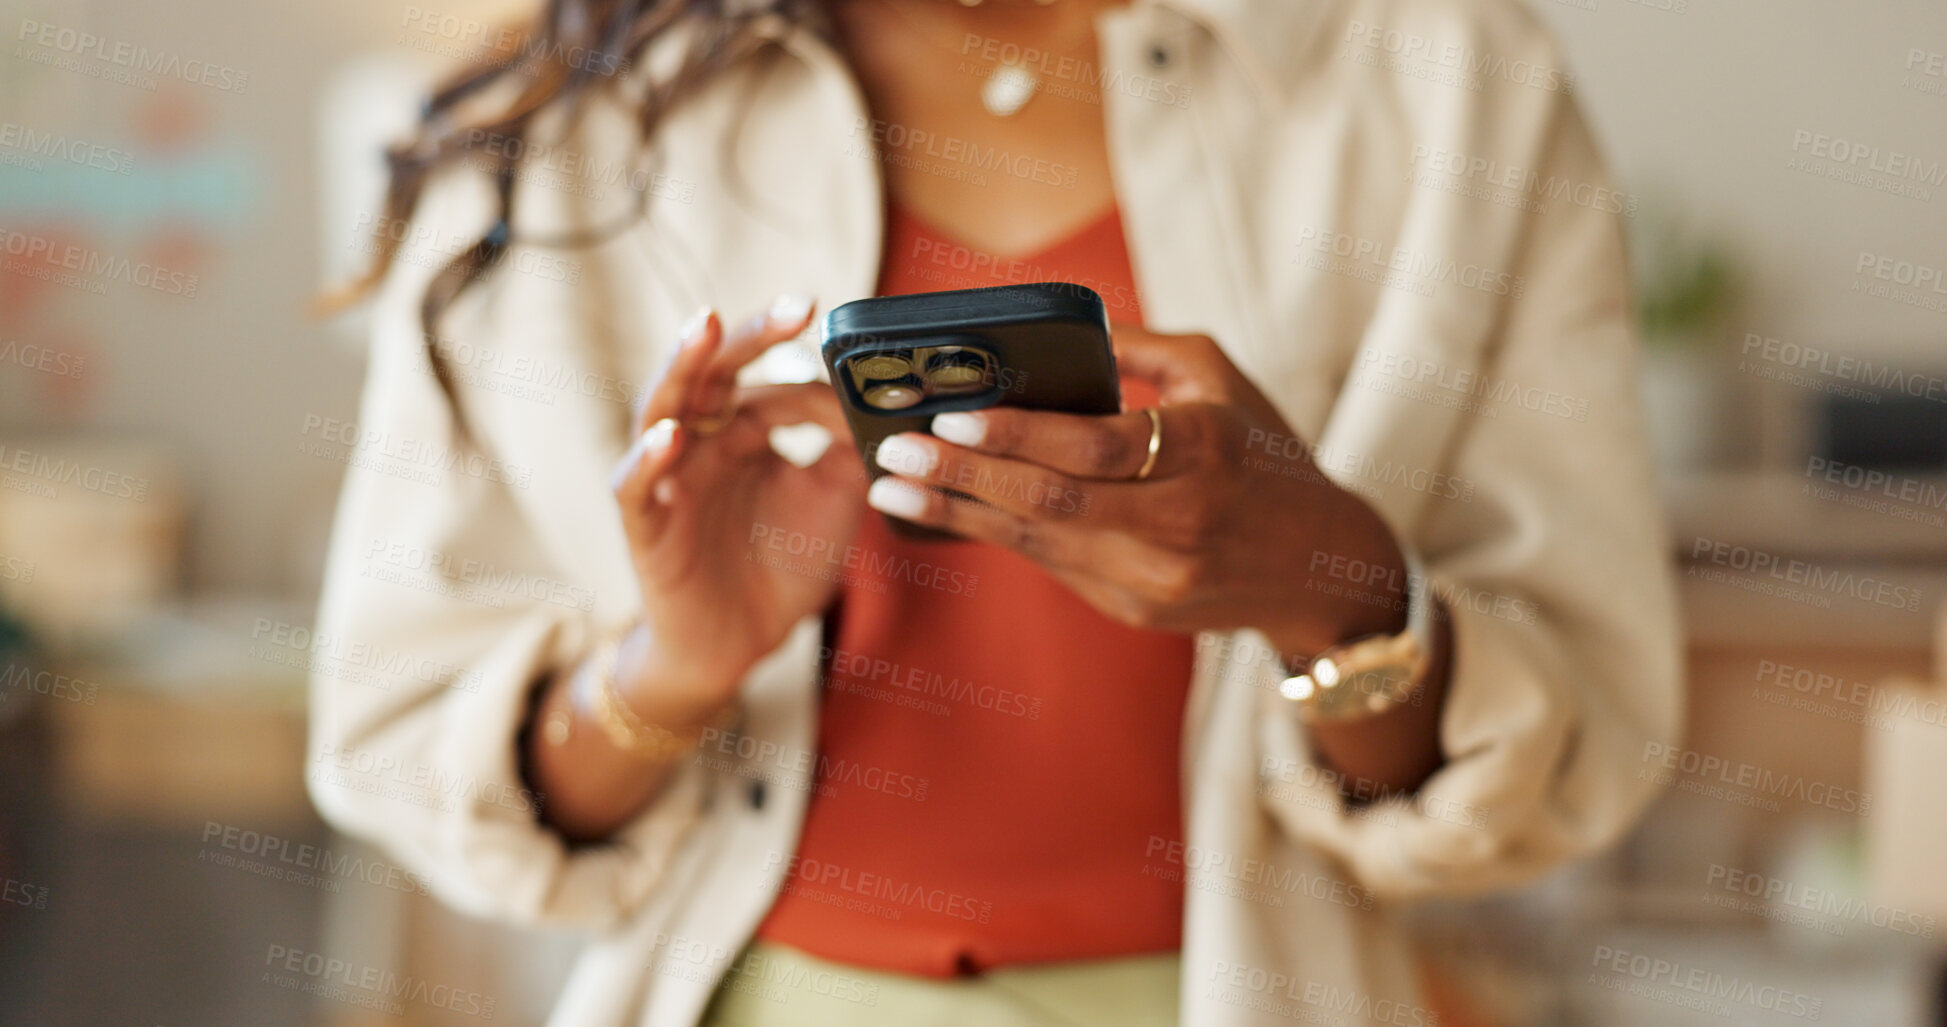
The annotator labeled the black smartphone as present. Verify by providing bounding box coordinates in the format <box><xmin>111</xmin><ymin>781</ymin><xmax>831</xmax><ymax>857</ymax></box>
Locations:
<box><xmin>821</xmin><ymin>282</ymin><xmax>1121</xmax><ymax>538</ymax></box>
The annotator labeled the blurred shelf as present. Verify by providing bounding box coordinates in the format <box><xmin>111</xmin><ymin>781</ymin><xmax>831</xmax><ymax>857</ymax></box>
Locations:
<box><xmin>1669</xmin><ymin>470</ymin><xmax>1947</xmax><ymax>562</ymax></box>
<box><xmin>33</xmin><ymin>593</ymin><xmax>318</xmax><ymax>828</ymax></box>
<box><xmin>1670</xmin><ymin>471</ymin><xmax>1947</xmax><ymax>651</ymax></box>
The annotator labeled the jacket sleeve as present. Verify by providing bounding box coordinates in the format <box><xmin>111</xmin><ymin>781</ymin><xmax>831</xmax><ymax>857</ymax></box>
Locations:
<box><xmin>304</xmin><ymin>167</ymin><xmax>715</xmax><ymax>931</ymax></box>
<box><xmin>1253</xmin><ymin>72</ymin><xmax>1684</xmax><ymax>900</ymax></box>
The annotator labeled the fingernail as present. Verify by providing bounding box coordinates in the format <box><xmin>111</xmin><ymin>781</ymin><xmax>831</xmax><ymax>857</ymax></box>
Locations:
<box><xmin>769</xmin><ymin>293</ymin><xmax>813</xmax><ymax>324</ymax></box>
<box><xmin>868</xmin><ymin>477</ymin><xmax>930</xmax><ymax>519</ymax></box>
<box><xmin>679</xmin><ymin>306</ymin><xmax>713</xmax><ymax>343</ymax></box>
<box><xmin>642</xmin><ymin>417</ymin><xmax>679</xmax><ymax>457</ymax></box>
<box><xmin>930</xmin><ymin>411</ymin><xmax>986</xmax><ymax>447</ymax></box>
<box><xmin>874</xmin><ymin>434</ymin><xmax>936</xmax><ymax>476</ymax></box>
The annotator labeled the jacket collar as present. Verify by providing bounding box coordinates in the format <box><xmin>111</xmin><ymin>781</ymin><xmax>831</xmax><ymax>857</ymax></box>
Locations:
<box><xmin>1152</xmin><ymin>0</ymin><xmax>1334</xmax><ymax>97</ymax></box>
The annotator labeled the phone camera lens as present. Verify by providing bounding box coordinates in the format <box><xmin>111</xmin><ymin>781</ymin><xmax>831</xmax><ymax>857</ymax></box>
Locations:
<box><xmin>862</xmin><ymin>375</ymin><xmax>926</xmax><ymax>410</ymax></box>
<box><xmin>852</xmin><ymin>353</ymin><xmax>914</xmax><ymax>380</ymax></box>
<box><xmin>921</xmin><ymin>348</ymin><xmax>992</xmax><ymax>393</ymax></box>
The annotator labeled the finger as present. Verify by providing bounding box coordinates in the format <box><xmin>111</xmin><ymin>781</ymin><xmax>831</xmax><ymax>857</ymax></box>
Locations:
<box><xmin>661</xmin><ymin>381</ymin><xmax>853</xmax><ymax>472</ymax></box>
<box><xmin>685</xmin><ymin>294</ymin><xmax>817</xmax><ymax>421</ymax></box>
<box><xmin>731</xmin><ymin>381</ymin><xmax>851</xmax><ymax>436</ymax></box>
<box><xmin>610</xmin><ymin>417</ymin><xmax>685</xmax><ymax>539</ymax></box>
<box><xmin>1109</xmin><ymin>326</ymin><xmax>1231</xmax><ymax>404</ymax></box>
<box><xmin>928</xmin><ymin>403</ymin><xmax>1198</xmax><ymax>482</ymax></box>
<box><xmin>864</xmin><ymin>477</ymin><xmax>1097</xmax><ymax>572</ymax></box>
<box><xmin>871</xmin><ymin>432</ymin><xmax>1108</xmax><ymax>523</ymax></box>
<box><xmin>637</xmin><ymin>307</ymin><xmax>721</xmax><ymax>435</ymax></box>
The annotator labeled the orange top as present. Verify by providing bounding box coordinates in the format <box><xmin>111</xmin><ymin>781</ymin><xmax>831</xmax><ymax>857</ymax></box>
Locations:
<box><xmin>754</xmin><ymin>205</ymin><xmax>1195</xmax><ymax>977</ymax></box>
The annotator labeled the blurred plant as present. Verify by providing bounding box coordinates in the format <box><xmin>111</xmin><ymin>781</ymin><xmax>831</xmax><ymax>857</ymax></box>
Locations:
<box><xmin>1631</xmin><ymin>207</ymin><xmax>1740</xmax><ymax>349</ymax></box>
<box><xmin>0</xmin><ymin>605</ymin><xmax>31</xmax><ymax>726</ymax></box>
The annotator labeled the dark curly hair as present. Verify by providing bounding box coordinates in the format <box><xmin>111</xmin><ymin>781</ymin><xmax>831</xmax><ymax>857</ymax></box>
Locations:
<box><xmin>326</xmin><ymin>0</ymin><xmax>817</xmax><ymax>436</ymax></box>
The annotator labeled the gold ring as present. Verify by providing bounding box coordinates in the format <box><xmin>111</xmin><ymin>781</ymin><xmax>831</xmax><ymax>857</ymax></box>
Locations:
<box><xmin>687</xmin><ymin>411</ymin><xmax>732</xmax><ymax>436</ymax></box>
<box><xmin>1134</xmin><ymin>407</ymin><xmax>1163</xmax><ymax>481</ymax></box>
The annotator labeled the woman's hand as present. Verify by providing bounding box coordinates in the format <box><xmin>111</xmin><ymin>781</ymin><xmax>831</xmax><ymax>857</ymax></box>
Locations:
<box><xmin>863</xmin><ymin>326</ymin><xmax>1411</xmax><ymax>660</ymax></box>
<box><xmin>609</xmin><ymin>297</ymin><xmax>866</xmax><ymax>714</ymax></box>
<box><xmin>865</xmin><ymin>325</ymin><xmax>1450</xmax><ymax>795</ymax></box>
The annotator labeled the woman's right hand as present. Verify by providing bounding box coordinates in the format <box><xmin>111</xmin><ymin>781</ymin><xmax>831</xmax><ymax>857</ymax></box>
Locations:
<box><xmin>608</xmin><ymin>296</ymin><xmax>866</xmax><ymax>719</ymax></box>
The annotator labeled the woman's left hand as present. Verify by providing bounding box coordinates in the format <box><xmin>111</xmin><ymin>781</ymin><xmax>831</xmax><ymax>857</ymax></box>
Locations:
<box><xmin>865</xmin><ymin>326</ymin><xmax>1413</xmax><ymax>658</ymax></box>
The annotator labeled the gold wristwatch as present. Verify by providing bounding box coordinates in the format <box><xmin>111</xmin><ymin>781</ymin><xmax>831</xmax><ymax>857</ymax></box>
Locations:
<box><xmin>1278</xmin><ymin>550</ymin><xmax>1436</xmax><ymax>724</ymax></box>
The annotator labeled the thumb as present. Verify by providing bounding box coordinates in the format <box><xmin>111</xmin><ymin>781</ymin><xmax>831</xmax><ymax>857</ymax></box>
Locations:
<box><xmin>1110</xmin><ymin>326</ymin><xmax>1232</xmax><ymax>405</ymax></box>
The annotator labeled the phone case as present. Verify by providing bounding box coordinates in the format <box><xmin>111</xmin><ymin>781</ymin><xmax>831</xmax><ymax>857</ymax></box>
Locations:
<box><xmin>821</xmin><ymin>283</ymin><xmax>1122</xmax><ymax>540</ymax></box>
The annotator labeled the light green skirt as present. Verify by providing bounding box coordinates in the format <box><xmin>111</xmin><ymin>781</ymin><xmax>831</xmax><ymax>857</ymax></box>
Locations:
<box><xmin>700</xmin><ymin>941</ymin><xmax>1181</xmax><ymax>1027</ymax></box>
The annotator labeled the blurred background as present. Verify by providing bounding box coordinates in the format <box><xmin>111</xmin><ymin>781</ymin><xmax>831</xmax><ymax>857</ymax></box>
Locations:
<box><xmin>3</xmin><ymin>0</ymin><xmax>1946</xmax><ymax>1023</ymax></box>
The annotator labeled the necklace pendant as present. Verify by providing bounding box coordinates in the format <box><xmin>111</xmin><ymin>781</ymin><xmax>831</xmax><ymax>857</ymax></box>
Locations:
<box><xmin>982</xmin><ymin>61</ymin><xmax>1039</xmax><ymax>117</ymax></box>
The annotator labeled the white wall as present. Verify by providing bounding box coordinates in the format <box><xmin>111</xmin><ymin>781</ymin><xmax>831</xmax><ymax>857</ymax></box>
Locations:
<box><xmin>1531</xmin><ymin>0</ymin><xmax>1947</xmax><ymax>355</ymax></box>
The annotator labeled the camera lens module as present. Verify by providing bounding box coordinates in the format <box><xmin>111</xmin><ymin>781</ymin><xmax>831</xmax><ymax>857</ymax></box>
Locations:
<box><xmin>921</xmin><ymin>347</ymin><xmax>992</xmax><ymax>392</ymax></box>
<box><xmin>851</xmin><ymin>352</ymin><xmax>914</xmax><ymax>380</ymax></box>
<box><xmin>862</xmin><ymin>375</ymin><xmax>926</xmax><ymax>410</ymax></box>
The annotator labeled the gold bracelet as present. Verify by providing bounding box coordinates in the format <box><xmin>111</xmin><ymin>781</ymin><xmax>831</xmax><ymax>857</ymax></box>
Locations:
<box><xmin>581</xmin><ymin>630</ymin><xmax>732</xmax><ymax>761</ymax></box>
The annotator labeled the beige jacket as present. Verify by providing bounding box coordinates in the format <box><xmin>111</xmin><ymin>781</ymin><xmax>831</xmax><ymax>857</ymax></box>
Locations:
<box><xmin>307</xmin><ymin>0</ymin><xmax>1682</xmax><ymax>1023</ymax></box>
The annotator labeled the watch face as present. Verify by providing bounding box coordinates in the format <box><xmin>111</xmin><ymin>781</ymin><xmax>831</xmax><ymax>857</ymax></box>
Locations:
<box><xmin>1308</xmin><ymin>664</ymin><xmax>1417</xmax><ymax>721</ymax></box>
